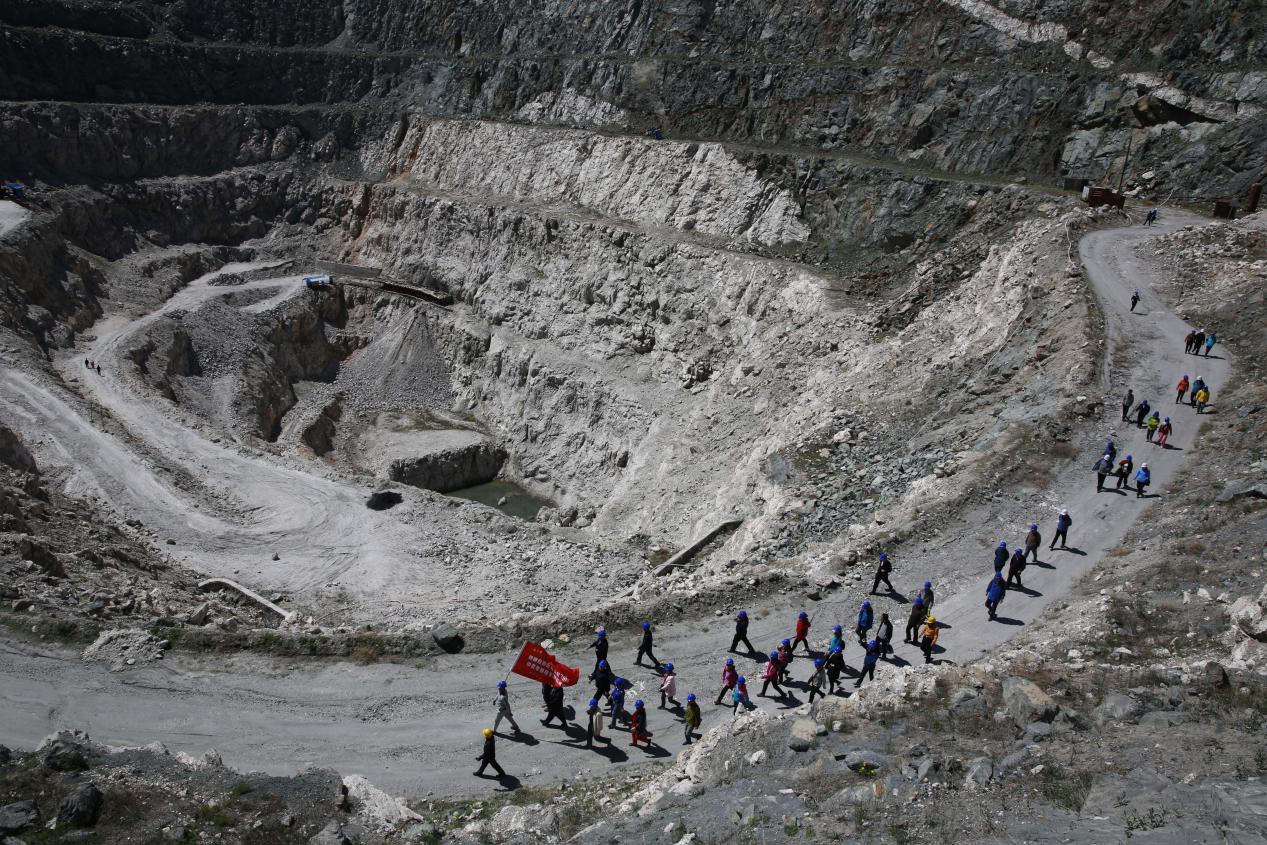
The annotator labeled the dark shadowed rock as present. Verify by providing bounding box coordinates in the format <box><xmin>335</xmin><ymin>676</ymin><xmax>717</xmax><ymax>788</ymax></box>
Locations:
<box><xmin>56</xmin><ymin>784</ymin><xmax>103</xmax><ymax>828</ymax></box>
<box><xmin>42</xmin><ymin>738</ymin><xmax>88</xmax><ymax>772</ymax></box>
<box><xmin>431</xmin><ymin>623</ymin><xmax>464</xmax><ymax>653</ymax></box>
<box><xmin>0</xmin><ymin>800</ymin><xmax>39</xmax><ymax>833</ymax></box>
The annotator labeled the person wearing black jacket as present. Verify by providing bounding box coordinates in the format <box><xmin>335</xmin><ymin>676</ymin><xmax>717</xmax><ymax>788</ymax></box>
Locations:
<box><xmin>635</xmin><ymin>621</ymin><xmax>662</xmax><ymax>670</ymax></box>
<box><xmin>729</xmin><ymin>610</ymin><xmax>755</xmax><ymax>654</ymax></box>
<box><xmin>474</xmin><ymin>729</ymin><xmax>505</xmax><ymax>777</ymax></box>
<box><xmin>590</xmin><ymin>628</ymin><xmax>608</xmax><ymax>670</ymax></box>
<box><xmin>870</xmin><ymin>552</ymin><xmax>894</xmax><ymax>594</ymax></box>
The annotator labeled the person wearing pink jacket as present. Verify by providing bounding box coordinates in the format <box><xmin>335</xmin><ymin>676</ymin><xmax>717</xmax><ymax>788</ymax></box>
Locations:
<box><xmin>714</xmin><ymin>658</ymin><xmax>738</xmax><ymax>705</ymax></box>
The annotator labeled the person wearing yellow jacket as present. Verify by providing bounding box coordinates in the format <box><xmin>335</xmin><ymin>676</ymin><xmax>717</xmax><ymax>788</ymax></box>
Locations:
<box><xmin>919</xmin><ymin>616</ymin><xmax>939</xmax><ymax>664</ymax></box>
<box><xmin>1194</xmin><ymin>386</ymin><xmax>1210</xmax><ymax>414</ymax></box>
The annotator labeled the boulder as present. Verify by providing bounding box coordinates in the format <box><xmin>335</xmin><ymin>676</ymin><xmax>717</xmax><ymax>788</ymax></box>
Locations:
<box><xmin>1216</xmin><ymin>480</ymin><xmax>1267</xmax><ymax>503</ymax></box>
<box><xmin>0</xmin><ymin>801</ymin><xmax>39</xmax><ymax>834</ymax></box>
<box><xmin>787</xmin><ymin>718</ymin><xmax>817</xmax><ymax>752</ymax></box>
<box><xmin>1229</xmin><ymin>586</ymin><xmax>1267</xmax><ymax>643</ymax></box>
<box><xmin>1200</xmin><ymin>661</ymin><xmax>1229</xmax><ymax>688</ymax></box>
<box><xmin>56</xmin><ymin>784</ymin><xmax>103</xmax><ymax>828</ymax></box>
<box><xmin>965</xmin><ymin>757</ymin><xmax>994</xmax><ymax>788</ymax></box>
<box><xmin>41</xmin><ymin>738</ymin><xmax>88</xmax><ymax>772</ymax></box>
<box><xmin>1002</xmin><ymin>677</ymin><xmax>1058</xmax><ymax>727</ymax></box>
<box><xmin>489</xmin><ymin>804</ymin><xmax>557</xmax><ymax>837</ymax></box>
<box><xmin>431</xmin><ymin>623</ymin><xmax>464</xmax><ymax>654</ymax></box>
<box><xmin>307</xmin><ymin>821</ymin><xmax>351</xmax><ymax>845</ymax></box>
<box><xmin>185</xmin><ymin>603</ymin><xmax>210</xmax><ymax>626</ymax></box>
<box><xmin>0</xmin><ymin>424</ymin><xmax>37</xmax><ymax>473</ymax></box>
<box><xmin>1095</xmin><ymin>693</ymin><xmax>1143</xmax><ymax>724</ymax></box>
<box><xmin>0</xmin><ymin>745</ymin><xmax>10</xmax><ymax>765</ymax></box>
<box><xmin>17</xmin><ymin>537</ymin><xmax>64</xmax><ymax>578</ymax></box>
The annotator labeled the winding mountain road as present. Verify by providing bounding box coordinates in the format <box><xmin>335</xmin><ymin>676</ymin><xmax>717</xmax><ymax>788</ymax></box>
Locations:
<box><xmin>0</xmin><ymin>213</ymin><xmax>1229</xmax><ymax>797</ymax></box>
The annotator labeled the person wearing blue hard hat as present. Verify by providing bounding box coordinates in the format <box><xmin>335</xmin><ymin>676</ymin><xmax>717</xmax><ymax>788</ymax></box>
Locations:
<box><xmin>871</xmin><ymin>551</ymin><xmax>894</xmax><ymax>594</ymax></box>
<box><xmin>635</xmin><ymin>620</ymin><xmax>663</xmax><ymax>672</ymax></box>
<box><xmin>630</xmin><ymin>699</ymin><xmax>649</xmax><ymax>747</ymax></box>
<box><xmin>730</xmin><ymin>609</ymin><xmax>755</xmax><ymax>654</ymax></box>
<box><xmin>493</xmin><ymin>679</ymin><xmax>520</xmax><ymax>735</ymax></box>
<box><xmin>683</xmin><ymin>693</ymin><xmax>701</xmax><ymax>744</ymax></box>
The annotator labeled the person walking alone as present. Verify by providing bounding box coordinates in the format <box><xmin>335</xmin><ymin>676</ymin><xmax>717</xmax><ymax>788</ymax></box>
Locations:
<box><xmin>682</xmin><ymin>694</ymin><xmax>701</xmax><ymax>744</ymax></box>
<box><xmin>985</xmin><ymin>573</ymin><xmax>1006</xmax><ymax>621</ymax></box>
<box><xmin>871</xmin><ymin>552</ymin><xmax>894</xmax><ymax>594</ymax></box>
<box><xmin>1135</xmin><ymin>463</ymin><xmax>1151</xmax><ymax>497</ymax></box>
<box><xmin>1121</xmin><ymin>389</ymin><xmax>1135</xmax><ymax>422</ymax></box>
<box><xmin>729</xmin><ymin>610</ymin><xmax>755</xmax><ymax>654</ymax></box>
<box><xmin>474</xmin><ymin>729</ymin><xmax>505</xmax><ymax>778</ymax></box>
<box><xmin>1130</xmin><ymin>290</ymin><xmax>1140</xmax><ymax>311</ymax></box>
<box><xmin>1050</xmin><ymin>509</ymin><xmax>1072</xmax><ymax>550</ymax></box>
<box><xmin>635</xmin><ymin>621</ymin><xmax>661</xmax><ymax>670</ymax></box>
<box><xmin>493</xmin><ymin>681</ymin><xmax>520</xmax><ymax>735</ymax></box>
<box><xmin>1175</xmin><ymin>374</ymin><xmax>1189</xmax><ymax>404</ymax></box>
<box><xmin>1024</xmin><ymin>523</ymin><xmax>1041</xmax><ymax>563</ymax></box>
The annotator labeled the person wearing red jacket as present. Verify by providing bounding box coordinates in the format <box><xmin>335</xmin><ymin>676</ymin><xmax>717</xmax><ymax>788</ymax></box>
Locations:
<box><xmin>629</xmin><ymin>700</ymin><xmax>649</xmax><ymax>747</ymax></box>
<box><xmin>793</xmin><ymin>611</ymin><xmax>812</xmax><ymax>654</ymax></box>
<box><xmin>714</xmin><ymin>658</ymin><xmax>738</xmax><ymax>705</ymax></box>
<box><xmin>759</xmin><ymin>651</ymin><xmax>785</xmax><ymax>698</ymax></box>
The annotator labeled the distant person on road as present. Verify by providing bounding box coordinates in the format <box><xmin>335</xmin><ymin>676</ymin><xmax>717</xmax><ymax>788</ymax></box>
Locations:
<box><xmin>1130</xmin><ymin>290</ymin><xmax>1141</xmax><ymax>310</ymax></box>
<box><xmin>994</xmin><ymin>541</ymin><xmax>1010</xmax><ymax>573</ymax></box>
<box><xmin>1192</xmin><ymin>330</ymin><xmax>1206</xmax><ymax>355</ymax></box>
<box><xmin>918</xmin><ymin>616</ymin><xmax>939</xmax><ymax>664</ymax></box>
<box><xmin>609</xmin><ymin>682</ymin><xmax>627</xmax><ymax>727</ymax></box>
<box><xmin>1116</xmin><ymin>454</ymin><xmax>1134</xmax><ymax>490</ymax></box>
<box><xmin>1189</xmin><ymin>377</ymin><xmax>1206</xmax><ymax>407</ymax></box>
<box><xmin>1157</xmin><ymin>418</ymin><xmax>1173</xmax><ymax>449</ymax></box>
<box><xmin>1146</xmin><ymin>411</ymin><xmax>1161</xmax><ymax>442</ymax></box>
<box><xmin>1006</xmin><ymin>545</ymin><xmax>1027</xmax><ymax>588</ymax></box>
<box><xmin>871</xmin><ymin>552</ymin><xmax>894</xmax><ymax>594</ymax></box>
<box><xmin>731</xmin><ymin>677</ymin><xmax>750</xmax><ymax>713</ymax></box>
<box><xmin>776</xmin><ymin>639</ymin><xmax>793</xmax><ymax>682</ymax></box>
<box><xmin>585</xmin><ymin>698</ymin><xmax>604</xmax><ymax>748</ymax></box>
<box><xmin>920</xmin><ymin>581</ymin><xmax>935</xmax><ymax>613</ymax></box>
<box><xmin>1024</xmin><ymin>523</ymin><xmax>1042</xmax><ymax>563</ymax></box>
<box><xmin>1176</xmin><ymin>374</ymin><xmax>1190</xmax><ymax>404</ymax></box>
<box><xmin>854</xmin><ymin>642</ymin><xmax>880</xmax><ymax>688</ymax></box>
<box><xmin>493</xmin><ymin>680</ymin><xmax>520</xmax><ymax>735</ymax></box>
<box><xmin>825</xmin><ymin>644</ymin><xmax>846</xmax><ymax>693</ymax></box>
<box><xmin>635</xmin><ymin>621</ymin><xmax>661</xmax><ymax>670</ymax></box>
<box><xmin>715</xmin><ymin>658</ymin><xmax>738</xmax><ymax>705</ymax></box>
<box><xmin>985</xmin><ymin>574</ymin><xmax>1006</xmax><ymax>620</ymax></box>
<box><xmin>589</xmin><ymin>659</ymin><xmax>613</xmax><ymax>704</ymax></box>
<box><xmin>1104</xmin><ymin>439</ymin><xmax>1118</xmax><ymax>463</ymax></box>
<box><xmin>806</xmin><ymin>659</ymin><xmax>827</xmax><ymax>701</ymax></box>
<box><xmin>1204</xmin><ymin>332</ymin><xmax>1217</xmax><ymax>357</ymax></box>
<box><xmin>759</xmin><ymin>652</ymin><xmax>786</xmax><ymax>698</ymax></box>
<box><xmin>541</xmin><ymin>683</ymin><xmax>570</xmax><ymax>729</ymax></box>
<box><xmin>1194</xmin><ymin>385</ymin><xmax>1210</xmax><ymax>413</ymax></box>
<box><xmin>590</xmin><ymin>628</ymin><xmax>608</xmax><ymax>670</ymax></box>
<box><xmin>875</xmin><ymin>613</ymin><xmax>894</xmax><ymax>657</ymax></box>
<box><xmin>792</xmin><ymin>611</ymin><xmax>812</xmax><ymax>654</ymax></box>
<box><xmin>828</xmin><ymin>624</ymin><xmax>845</xmax><ymax>655</ymax></box>
<box><xmin>1050</xmin><ymin>509</ymin><xmax>1072</xmax><ymax>550</ymax></box>
<box><xmin>729</xmin><ymin>610</ymin><xmax>755</xmax><ymax>654</ymax></box>
<box><xmin>1121</xmin><ymin>389</ymin><xmax>1135</xmax><ymax>422</ymax></box>
<box><xmin>905</xmin><ymin>596</ymin><xmax>926</xmax><ymax>643</ymax></box>
<box><xmin>1184</xmin><ymin>331</ymin><xmax>1197</xmax><ymax>354</ymax></box>
<box><xmin>659</xmin><ymin>663</ymin><xmax>678</xmax><ymax>709</ymax></box>
<box><xmin>629</xmin><ymin>700</ymin><xmax>649</xmax><ymax>747</ymax></box>
<box><xmin>474</xmin><ymin>729</ymin><xmax>505</xmax><ymax>778</ymax></box>
<box><xmin>1093</xmin><ymin>453</ymin><xmax>1113</xmax><ymax>492</ymax></box>
<box><xmin>855</xmin><ymin>601</ymin><xmax>874</xmax><ymax>645</ymax></box>
<box><xmin>1145</xmin><ymin>208</ymin><xmax>1158</xmax><ymax>226</ymax></box>
<box><xmin>1134</xmin><ymin>399</ymin><xmax>1151</xmax><ymax>428</ymax></box>
<box><xmin>1134</xmin><ymin>463</ymin><xmax>1152</xmax><ymax>498</ymax></box>
<box><xmin>682</xmin><ymin>694</ymin><xmax>701</xmax><ymax>744</ymax></box>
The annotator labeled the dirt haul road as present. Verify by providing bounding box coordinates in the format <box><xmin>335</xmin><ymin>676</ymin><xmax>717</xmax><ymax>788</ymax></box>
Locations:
<box><xmin>0</xmin><ymin>214</ymin><xmax>1230</xmax><ymax>797</ymax></box>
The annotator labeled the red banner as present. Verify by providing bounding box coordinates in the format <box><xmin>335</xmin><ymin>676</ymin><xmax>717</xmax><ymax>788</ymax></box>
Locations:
<box><xmin>510</xmin><ymin>642</ymin><xmax>580</xmax><ymax>687</ymax></box>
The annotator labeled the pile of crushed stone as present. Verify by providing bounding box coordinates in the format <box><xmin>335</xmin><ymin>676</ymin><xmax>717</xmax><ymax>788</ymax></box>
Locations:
<box><xmin>81</xmin><ymin>628</ymin><xmax>169</xmax><ymax>671</ymax></box>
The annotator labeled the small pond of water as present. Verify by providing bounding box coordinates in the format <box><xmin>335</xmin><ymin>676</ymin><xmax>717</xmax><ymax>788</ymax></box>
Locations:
<box><xmin>448</xmin><ymin>480</ymin><xmax>553</xmax><ymax>521</ymax></box>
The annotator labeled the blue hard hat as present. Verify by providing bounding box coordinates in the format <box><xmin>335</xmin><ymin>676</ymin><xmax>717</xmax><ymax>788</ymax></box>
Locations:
<box><xmin>814</xmin><ymin>658</ymin><xmax>824</xmax><ymax>667</ymax></box>
<box><xmin>868</xmin><ymin>639</ymin><xmax>877</xmax><ymax>648</ymax></box>
<box><xmin>737</xmin><ymin>610</ymin><xmax>747</xmax><ymax>617</ymax></box>
<box><xmin>862</xmin><ymin>600</ymin><xmax>871</xmax><ymax>608</ymax></box>
<box><xmin>1030</xmin><ymin>523</ymin><xmax>1038</xmax><ymax>530</ymax></box>
<box><xmin>769</xmin><ymin>651</ymin><xmax>779</xmax><ymax>660</ymax></box>
<box><xmin>664</xmin><ymin>663</ymin><xmax>673</xmax><ymax>671</ymax></box>
<box><xmin>642</xmin><ymin>621</ymin><xmax>651</xmax><ymax>629</ymax></box>
<box><xmin>597</xmin><ymin>629</ymin><xmax>606</xmax><ymax>637</ymax></box>
<box><xmin>614</xmin><ymin>677</ymin><xmax>624</xmax><ymax>685</ymax></box>
<box><xmin>914</xmin><ymin>596</ymin><xmax>924</xmax><ymax>605</ymax></box>
<box><xmin>879</xmin><ymin>552</ymin><xmax>888</xmax><ymax>560</ymax></box>
<box><xmin>687</xmin><ymin>693</ymin><xmax>696</xmax><ymax>702</ymax></box>
<box><xmin>1126</xmin><ymin>454</ymin><xmax>1133</xmax><ymax>461</ymax></box>
<box><xmin>589</xmin><ymin>698</ymin><xmax>597</xmax><ymax>707</ymax></box>
<box><xmin>924</xmin><ymin>581</ymin><xmax>932</xmax><ymax>589</ymax></box>
<box><xmin>634</xmin><ymin>699</ymin><xmax>644</xmax><ymax>708</ymax></box>
<box><xmin>798</xmin><ymin>611</ymin><xmax>808</xmax><ymax>619</ymax></box>
<box><xmin>599</xmin><ymin>660</ymin><xmax>608</xmax><ymax>668</ymax></box>
<box><xmin>781</xmin><ymin>638</ymin><xmax>791</xmax><ymax>646</ymax></box>
<box><xmin>497</xmin><ymin>680</ymin><xmax>506</xmax><ymax>689</ymax></box>
<box><xmin>725</xmin><ymin>658</ymin><xmax>734</xmax><ymax>666</ymax></box>
<box><xmin>832</xmin><ymin>643</ymin><xmax>843</xmax><ymax>652</ymax></box>
<box><xmin>999</xmin><ymin>541</ymin><xmax>1007</xmax><ymax>548</ymax></box>
<box><xmin>737</xmin><ymin>676</ymin><xmax>746</xmax><ymax>684</ymax></box>
<box><xmin>833</xmin><ymin>624</ymin><xmax>842</xmax><ymax>632</ymax></box>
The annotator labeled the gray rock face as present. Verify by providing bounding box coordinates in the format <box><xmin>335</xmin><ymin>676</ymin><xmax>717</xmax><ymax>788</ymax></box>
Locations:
<box><xmin>787</xmin><ymin>718</ymin><xmax>817</xmax><ymax>752</ymax></box>
<box><xmin>41</xmin><ymin>738</ymin><xmax>88</xmax><ymax>772</ymax></box>
<box><xmin>1002</xmin><ymin>677</ymin><xmax>1059</xmax><ymax>727</ymax></box>
<box><xmin>1096</xmin><ymin>693</ymin><xmax>1143</xmax><ymax>724</ymax></box>
<box><xmin>842</xmin><ymin>749</ymin><xmax>891</xmax><ymax>772</ymax></box>
<box><xmin>965</xmin><ymin>757</ymin><xmax>994</xmax><ymax>788</ymax></box>
<box><xmin>0</xmin><ymin>424</ymin><xmax>37</xmax><ymax>474</ymax></box>
<box><xmin>0</xmin><ymin>800</ymin><xmax>39</xmax><ymax>834</ymax></box>
<box><xmin>1216</xmin><ymin>480</ymin><xmax>1267</xmax><ymax>503</ymax></box>
<box><xmin>56</xmin><ymin>784</ymin><xmax>103</xmax><ymax>828</ymax></box>
<box><xmin>388</xmin><ymin>441</ymin><xmax>506</xmax><ymax>494</ymax></box>
<box><xmin>431</xmin><ymin>623</ymin><xmax>464</xmax><ymax>654</ymax></box>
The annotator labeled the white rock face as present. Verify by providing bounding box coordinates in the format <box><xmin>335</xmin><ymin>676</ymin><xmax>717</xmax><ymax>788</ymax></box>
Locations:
<box><xmin>387</xmin><ymin>118</ymin><xmax>810</xmax><ymax>246</ymax></box>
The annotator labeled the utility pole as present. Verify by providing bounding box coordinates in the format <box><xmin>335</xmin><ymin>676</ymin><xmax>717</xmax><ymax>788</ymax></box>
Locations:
<box><xmin>1117</xmin><ymin>125</ymin><xmax>1134</xmax><ymax>192</ymax></box>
